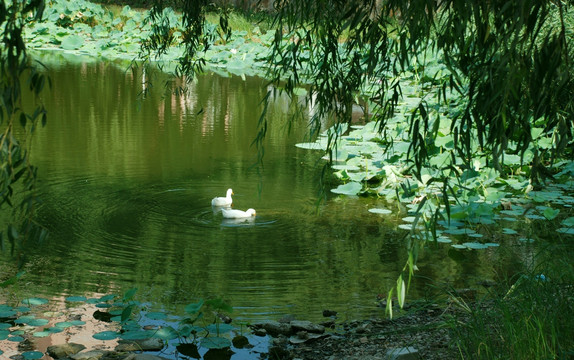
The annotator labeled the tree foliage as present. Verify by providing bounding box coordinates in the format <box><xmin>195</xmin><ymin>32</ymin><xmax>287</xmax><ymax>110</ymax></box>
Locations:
<box><xmin>268</xmin><ymin>0</ymin><xmax>573</xmax><ymax>179</ymax></box>
<box><xmin>0</xmin><ymin>0</ymin><xmax>49</xmax><ymax>261</ymax></box>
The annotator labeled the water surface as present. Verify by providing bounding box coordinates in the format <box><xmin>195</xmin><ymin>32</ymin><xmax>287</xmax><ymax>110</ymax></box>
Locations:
<box><xmin>6</xmin><ymin>53</ymin><xmax>511</xmax><ymax>324</ymax></box>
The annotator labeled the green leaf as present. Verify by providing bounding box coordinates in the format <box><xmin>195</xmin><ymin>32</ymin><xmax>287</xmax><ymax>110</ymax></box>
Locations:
<box><xmin>93</xmin><ymin>331</ymin><xmax>119</xmax><ymax>340</ymax></box>
<box><xmin>61</xmin><ymin>34</ymin><xmax>84</xmax><ymax>50</ymax></box>
<box><xmin>368</xmin><ymin>208</ymin><xmax>392</xmax><ymax>215</ymax></box>
<box><xmin>561</xmin><ymin>217</ymin><xmax>574</xmax><ymax>227</ymax></box>
<box><xmin>543</xmin><ymin>208</ymin><xmax>560</xmax><ymax>220</ymax></box>
<box><xmin>22</xmin><ymin>351</ymin><xmax>44</xmax><ymax>359</ymax></box>
<box><xmin>22</xmin><ymin>298</ymin><xmax>48</xmax><ymax>306</ymax></box>
<box><xmin>153</xmin><ymin>326</ymin><xmax>178</xmax><ymax>340</ymax></box>
<box><xmin>123</xmin><ymin>288</ymin><xmax>138</xmax><ymax>302</ymax></box>
<box><xmin>331</xmin><ymin>182</ymin><xmax>362</xmax><ymax>195</ymax></box>
<box><xmin>185</xmin><ymin>300</ymin><xmax>204</xmax><ymax>314</ymax></box>
<box><xmin>201</xmin><ymin>336</ymin><xmax>231</xmax><ymax>349</ymax></box>
<box><xmin>145</xmin><ymin>312</ymin><xmax>167</xmax><ymax>320</ymax></box>
<box><xmin>396</xmin><ymin>275</ymin><xmax>405</xmax><ymax>309</ymax></box>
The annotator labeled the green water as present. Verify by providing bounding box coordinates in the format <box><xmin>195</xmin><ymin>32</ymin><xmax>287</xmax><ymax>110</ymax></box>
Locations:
<box><xmin>4</xmin><ymin>53</ymin><xmax>510</xmax><ymax>324</ymax></box>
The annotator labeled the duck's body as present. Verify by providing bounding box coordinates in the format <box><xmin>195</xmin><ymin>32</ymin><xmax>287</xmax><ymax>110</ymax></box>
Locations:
<box><xmin>221</xmin><ymin>208</ymin><xmax>256</xmax><ymax>219</ymax></box>
<box><xmin>211</xmin><ymin>188</ymin><xmax>234</xmax><ymax>207</ymax></box>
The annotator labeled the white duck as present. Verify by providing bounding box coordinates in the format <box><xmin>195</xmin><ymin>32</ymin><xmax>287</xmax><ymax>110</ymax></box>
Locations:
<box><xmin>211</xmin><ymin>188</ymin><xmax>234</xmax><ymax>207</ymax></box>
<box><xmin>221</xmin><ymin>208</ymin><xmax>256</xmax><ymax>219</ymax></box>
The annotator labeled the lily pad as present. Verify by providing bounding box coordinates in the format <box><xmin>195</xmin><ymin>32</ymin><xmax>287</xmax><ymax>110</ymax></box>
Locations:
<box><xmin>33</xmin><ymin>331</ymin><xmax>52</xmax><ymax>337</ymax></box>
<box><xmin>331</xmin><ymin>182</ymin><xmax>362</xmax><ymax>195</ymax></box>
<box><xmin>22</xmin><ymin>351</ymin><xmax>44</xmax><ymax>359</ymax></box>
<box><xmin>502</xmin><ymin>228</ymin><xmax>518</xmax><ymax>235</ymax></box>
<box><xmin>120</xmin><ymin>330</ymin><xmax>155</xmax><ymax>340</ymax></box>
<box><xmin>66</xmin><ymin>296</ymin><xmax>87</xmax><ymax>302</ymax></box>
<box><xmin>61</xmin><ymin>34</ymin><xmax>84</xmax><ymax>50</ymax></box>
<box><xmin>201</xmin><ymin>336</ymin><xmax>231</xmax><ymax>349</ymax></box>
<box><xmin>152</xmin><ymin>326</ymin><xmax>178</xmax><ymax>340</ymax></box>
<box><xmin>368</xmin><ymin>208</ymin><xmax>392</xmax><ymax>215</ymax></box>
<box><xmin>27</xmin><ymin>318</ymin><xmax>50</xmax><ymax>326</ymax></box>
<box><xmin>93</xmin><ymin>331</ymin><xmax>119</xmax><ymax>340</ymax></box>
<box><xmin>145</xmin><ymin>312</ymin><xmax>167</xmax><ymax>320</ymax></box>
<box><xmin>22</xmin><ymin>298</ymin><xmax>49</xmax><ymax>306</ymax></box>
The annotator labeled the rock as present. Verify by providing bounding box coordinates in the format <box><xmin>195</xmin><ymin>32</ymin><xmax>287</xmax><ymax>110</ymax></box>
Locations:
<box><xmin>115</xmin><ymin>338</ymin><xmax>164</xmax><ymax>352</ymax></box>
<box><xmin>71</xmin><ymin>350</ymin><xmax>110</xmax><ymax>360</ymax></box>
<box><xmin>47</xmin><ymin>343</ymin><xmax>86</xmax><ymax>359</ymax></box>
<box><xmin>385</xmin><ymin>346</ymin><xmax>420</xmax><ymax>360</ymax></box>
<box><xmin>290</xmin><ymin>320</ymin><xmax>325</xmax><ymax>334</ymax></box>
<box><xmin>251</xmin><ymin>321</ymin><xmax>292</xmax><ymax>337</ymax></box>
<box><xmin>232</xmin><ymin>335</ymin><xmax>250</xmax><ymax>348</ymax></box>
<box><xmin>322</xmin><ymin>309</ymin><xmax>337</xmax><ymax>317</ymax></box>
<box><xmin>288</xmin><ymin>332</ymin><xmax>329</xmax><ymax>345</ymax></box>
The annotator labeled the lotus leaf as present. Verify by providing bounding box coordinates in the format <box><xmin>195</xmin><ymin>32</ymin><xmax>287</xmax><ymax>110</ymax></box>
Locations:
<box><xmin>543</xmin><ymin>207</ymin><xmax>560</xmax><ymax>220</ymax></box>
<box><xmin>33</xmin><ymin>331</ymin><xmax>51</xmax><ymax>337</ymax></box>
<box><xmin>369</xmin><ymin>208</ymin><xmax>392</xmax><ymax>215</ymax></box>
<box><xmin>120</xmin><ymin>330</ymin><xmax>155</xmax><ymax>340</ymax></box>
<box><xmin>22</xmin><ymin>351</ymin><xmax>44</xmax><ymax>359</ymax></box>
<box><xmin>561</xmin><ymin>217</ymin><xmax>574</xmax><ymax>227</ymax></box>
<box><xmin>206</xmin><ymin>323</ymin><xmax>234</xmax><ymax>334</ymax></box>
<box><xmin>201</xmin><ymin>336</ymin><xmax>231</xmax><ymax>349</ymax></box>
<box><xmin>145</xmin><ymin>312</ymin><xmax>167</xmax><ymax>320</ymax></box>
<box><xmin>66</xmin><ymin>296</ymin><xmax>87</xmax><ymax>302</ymax></box>
<box><xmin>557</xmin><ymin>228</ymin><xmax>574</xmax><ymax>235</ymax></box>
<box><xmin>331</xmin><ymin>182</ymin><xmax>362</xmax><ymax>195</ymax></box>
<box><xmin>8</xmin><ymin>335</ymin><xmax>25</xmax><ymax>342</ymax></box>
<box><xmin>93</xmin><ymin>330</ymin><xmax>119</xmax><ymax>340</ymax></box>
<box><xmin>22</xmin><ymin>298</ymin><xmax>49</xmax><ymax>306</ymax></box>
<box><xmin>153</xmin><ymin>326</ymin><xmax>178</xmax><ymax>340</ymax></box>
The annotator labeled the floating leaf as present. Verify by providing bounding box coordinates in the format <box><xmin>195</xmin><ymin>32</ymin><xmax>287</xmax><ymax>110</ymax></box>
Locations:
<box><xmin>55</xmin><ymin>321</ymin><xmax>75</xmax><ymax>329</ymax></box>
<box><xmin>145</xmin><ymin>312</ymin><xmax>167</xmax><ymax>320</ymax></box>
<box><xmin>295</xmin><ymin>142</ymin><xmax>325</xmax><ymax>150</ymax></box>
<box><xmin>33</xmin><ymin>331</ymin><xmax>51</xmax><ymax>337</ymax></box>
<box><xmin>331</xmin><ymin>182</ymin><xmax>362</xmax><ymax>195</ymax></box>
<box><xmin>201</xmin><ymin>336</ymin><xmax>231</xmax><ymax>349</ymax></box>
<box><xmin>66</xmin><ymin>296</ymin><xmax>87</xmax><ymax>302</ymax></box>
<box><xmin>368</xmin><ymin>208</ymin><xmax>392</xmax><ymax>215</ymax></box>
<box><xmin>61</xmin><ymin>34</ymin><xmax>84</xmax><ymax>50</ymax></box>
<box><xmin>0</xmin><ymin>310</ymin><xmax>17</xmax><ymax>318</ymax></box>
<box><xmin>561</xmin><ymin>217</ymin><xmax>574</xmax><ymax>227</ymax></box>
<box><xmin>8</xmin><ymin>335</ymin><xmax>25</xmax><ymax>342</ymax></box>
<box><xmin>22</xmin><ymin>351</ymin><xmax>44</xmax><ymax>359</ymax></box>
<box><xmin>93</xmin><ymin>331</ymin><xmax>119</xmax><ymax>340</ymax></box>
<box><xmin>502</xmin><ymin>228</ymin><xmax>518</xmax><ymax>235</ymax></box>
<box><xmin>22</xmin><ymin>298</ymin><xmax>48</xmax><ymax>306</ymax></box>
<box><xmin>27</xmin><ymin>319</ymin><xmax>49</xmax><ymax>326</ymax></box>
<box><xmin>462</xmin><ymin>242</ymin><xmax>489</xmax><ymax>250</ymax></box>
<box><xmin>0</xmin><ymin>323</ymin><xmax>11</xmax><ymax>329</ymax></box>
<box><xmin>206</xmin><ymin>323</ymin><xmax>234</xmax><ymax>334</ymax></box>
<box><xmin>120</xmin><ymin>330</ymin><xmax>155</xmax><ymax>340</ymax></box>
<box><xmin>0</xmin><ymin>330</ymin><xmax>9</xmax><ymax>340</ymax></box>
<box><xmin>152</xmin><ymin>326</ymin><xmax>178</xmax><ymax>340</ymax></box>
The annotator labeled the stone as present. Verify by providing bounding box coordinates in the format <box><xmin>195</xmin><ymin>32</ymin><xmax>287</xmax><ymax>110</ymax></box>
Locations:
<box><xmin>47</xmin><ymin>343</ymin><xmax>86</xmax><ymax>359</ymax></box>
<box><xmin>385</xmin><ymin>346</ymin><xmax>420</xmax><ymax>360</ymax></box>
<box><xmin>290</xmin><ymin>320</ymin><xmax>325</xmax><ymax>334</ymax></box>
<box><xmin>115</xmin><ymin>338</ymin><xmax>164</xmax><ymax>352</ymax></box>
<box><xmin>251</xmin><ymin>320</ymin><xmax>292</xmax><ymax>336</ymax></box>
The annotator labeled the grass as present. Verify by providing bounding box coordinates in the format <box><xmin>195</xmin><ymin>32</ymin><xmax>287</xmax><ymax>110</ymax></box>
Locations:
<box><xmin>448</xmin><ymin>249</ymin><xmax>574</xmax><ymax>359</ymax></box>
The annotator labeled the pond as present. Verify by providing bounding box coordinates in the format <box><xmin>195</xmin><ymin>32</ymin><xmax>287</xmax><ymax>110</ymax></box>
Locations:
<box><xmin>4</xmin><ymin>53</ymin><xmax>522</xmax><ymax>326</ymax></box>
